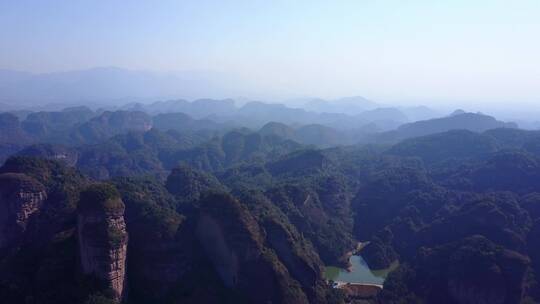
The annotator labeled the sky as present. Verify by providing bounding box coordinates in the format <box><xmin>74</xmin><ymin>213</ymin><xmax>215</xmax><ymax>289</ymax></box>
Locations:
<box><xmin>1</xmin><ymin>0</ymin><xmax>539</xmax><ymax>104</ymax></box>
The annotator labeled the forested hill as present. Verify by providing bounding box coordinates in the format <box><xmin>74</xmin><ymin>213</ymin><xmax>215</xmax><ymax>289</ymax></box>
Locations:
<box><xmin>1</xmin><ymin>101</ymin><xmax>539</xmax><ymax>304</ymax></box>
<box><xmin>0</xmin><ymin>100</ymin><xmax>518</xmax><ymax>162</ymax></box>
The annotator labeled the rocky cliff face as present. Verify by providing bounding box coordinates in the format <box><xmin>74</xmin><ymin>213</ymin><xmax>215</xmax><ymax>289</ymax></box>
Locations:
<box><xmin>266</xmin><ymin>181</ymin><xmax>355</xmax><ymax>266</ymax></box>
<box><xmin>77</xmin><ymin>184</ymin><xmax>128</xmax><ymax>301</ymax></box>
<box><xmin>263</xmin><ymin>218</ymin><xmax>328</xmax><ymax>303</ymax></box>
<box><xmin>196</xmin><ymin>192</ymin><xmax>310</xmax><ymax>304</ymax></box>
<box><xmin>0</xmin><ymin>173</ymin><xmax>46</xmax><ymax>248</ymax></box>
<box><xmin>116</xmin><ymin>179</ymin><xmax>188</xmax><ymax>301</ymax></box>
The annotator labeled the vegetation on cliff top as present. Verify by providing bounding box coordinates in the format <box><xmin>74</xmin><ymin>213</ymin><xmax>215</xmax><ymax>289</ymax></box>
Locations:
<box><xmin>79</xmin><ymin>183</ymin><xmax>124</xmax><ymax>213</ymax></box>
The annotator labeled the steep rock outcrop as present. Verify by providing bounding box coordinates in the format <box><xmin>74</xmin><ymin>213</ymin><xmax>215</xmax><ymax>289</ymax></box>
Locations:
<box><xmin>196</xmin><ymin>193</ymin><xmax>309</xmax><ymax>304</ymax></box>
<box><xmin>114</xmin><ymin>177</ymin><xmax>189</xmax><ymax>302</ymax></box>
<box><xmin>0</xmin><ymin>173</ymin><xmax>46</xmax><ymax>248</ymax></box>
<box><xmin>231</xmin><ymin>189</ymin><xmax>334</xmax><ymax>303</ymax></box>
<box><xmin>267</xmin><ymin>180</ymin><xmax>355</xmax><ymax>266</ymax></box>
<box><xmin>263</xmin><ymin>218</ymin><xmax>330</xmax><ymax>303</ymax></box>
<box><xmin>77</xmin><ymin>184</ymin><xmax>128</xmax><ymax>301</ymax></box>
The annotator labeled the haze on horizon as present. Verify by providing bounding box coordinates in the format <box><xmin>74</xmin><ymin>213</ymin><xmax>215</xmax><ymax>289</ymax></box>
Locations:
<box><xmin>1</xmin><ymin>0</ymin><xmax>539</xmax><ymax>107</ymax></box>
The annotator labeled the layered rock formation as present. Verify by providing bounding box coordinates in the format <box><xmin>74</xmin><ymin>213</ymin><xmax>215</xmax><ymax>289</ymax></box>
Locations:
<box><xmin>77</xmin><ymin>184</ymin><xmax>128</xmax><ymax>301</ymax></box>
<box><xmin>0</xmin><ymin>173</ymin><xmax>46</xmax><ymax>248</ymax></box>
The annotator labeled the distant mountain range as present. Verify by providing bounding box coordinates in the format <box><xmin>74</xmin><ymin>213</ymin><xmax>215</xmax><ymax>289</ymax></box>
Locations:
<box><xmin>0</xmin><ymin>99</ymin><xmax>521</xmax><ymax>160</ymax></box>
<box><xmin>119</xmin><ymin>99</ymin><xmax>418</xmax><ymax>132</ymax></box>
<box><xmin>0</xmin><ymin>67</ymin><xmax>240</xmax><ymax>105</ymax></box>
<box><xmin>289</xmin><ymin>96</ymin><xmax>440</xmax><ymax>120</ymax></box>
<box><xmin>0</xmin><ymin>67</ymin><xmax>441</xmax><ymax>120</ymax></box>
<box><xmin>290</xmin><ymin>96</ymin><xmax>379</xmax><ymax>114</ymax></box>
<box><xmin>259</xmin><ymin>122</ymin><xmax>355</xmax><ymax>148</ymax></box>
<box><xmin>371</xmin><ymin>111</ymin><xmax>518</xmax><ymax>144</ymax></box>
<box><xmin>0</xmin><ymin>67</ymin><xmax>526</xmax><ymax>148</ymax></box>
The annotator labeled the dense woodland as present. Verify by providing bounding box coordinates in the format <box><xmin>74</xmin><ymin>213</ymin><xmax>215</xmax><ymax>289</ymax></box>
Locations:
<box><xmin>1</xmin><ymin>99</ymin><xmax>539</xmax><ymax>304</ymax></box>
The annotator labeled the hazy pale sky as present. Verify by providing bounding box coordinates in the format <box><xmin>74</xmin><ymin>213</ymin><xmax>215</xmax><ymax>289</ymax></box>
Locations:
<box><xmin>1</xmin><ymin>0</ymin><xmax>539</xmax><ymax>103</ymax></box>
